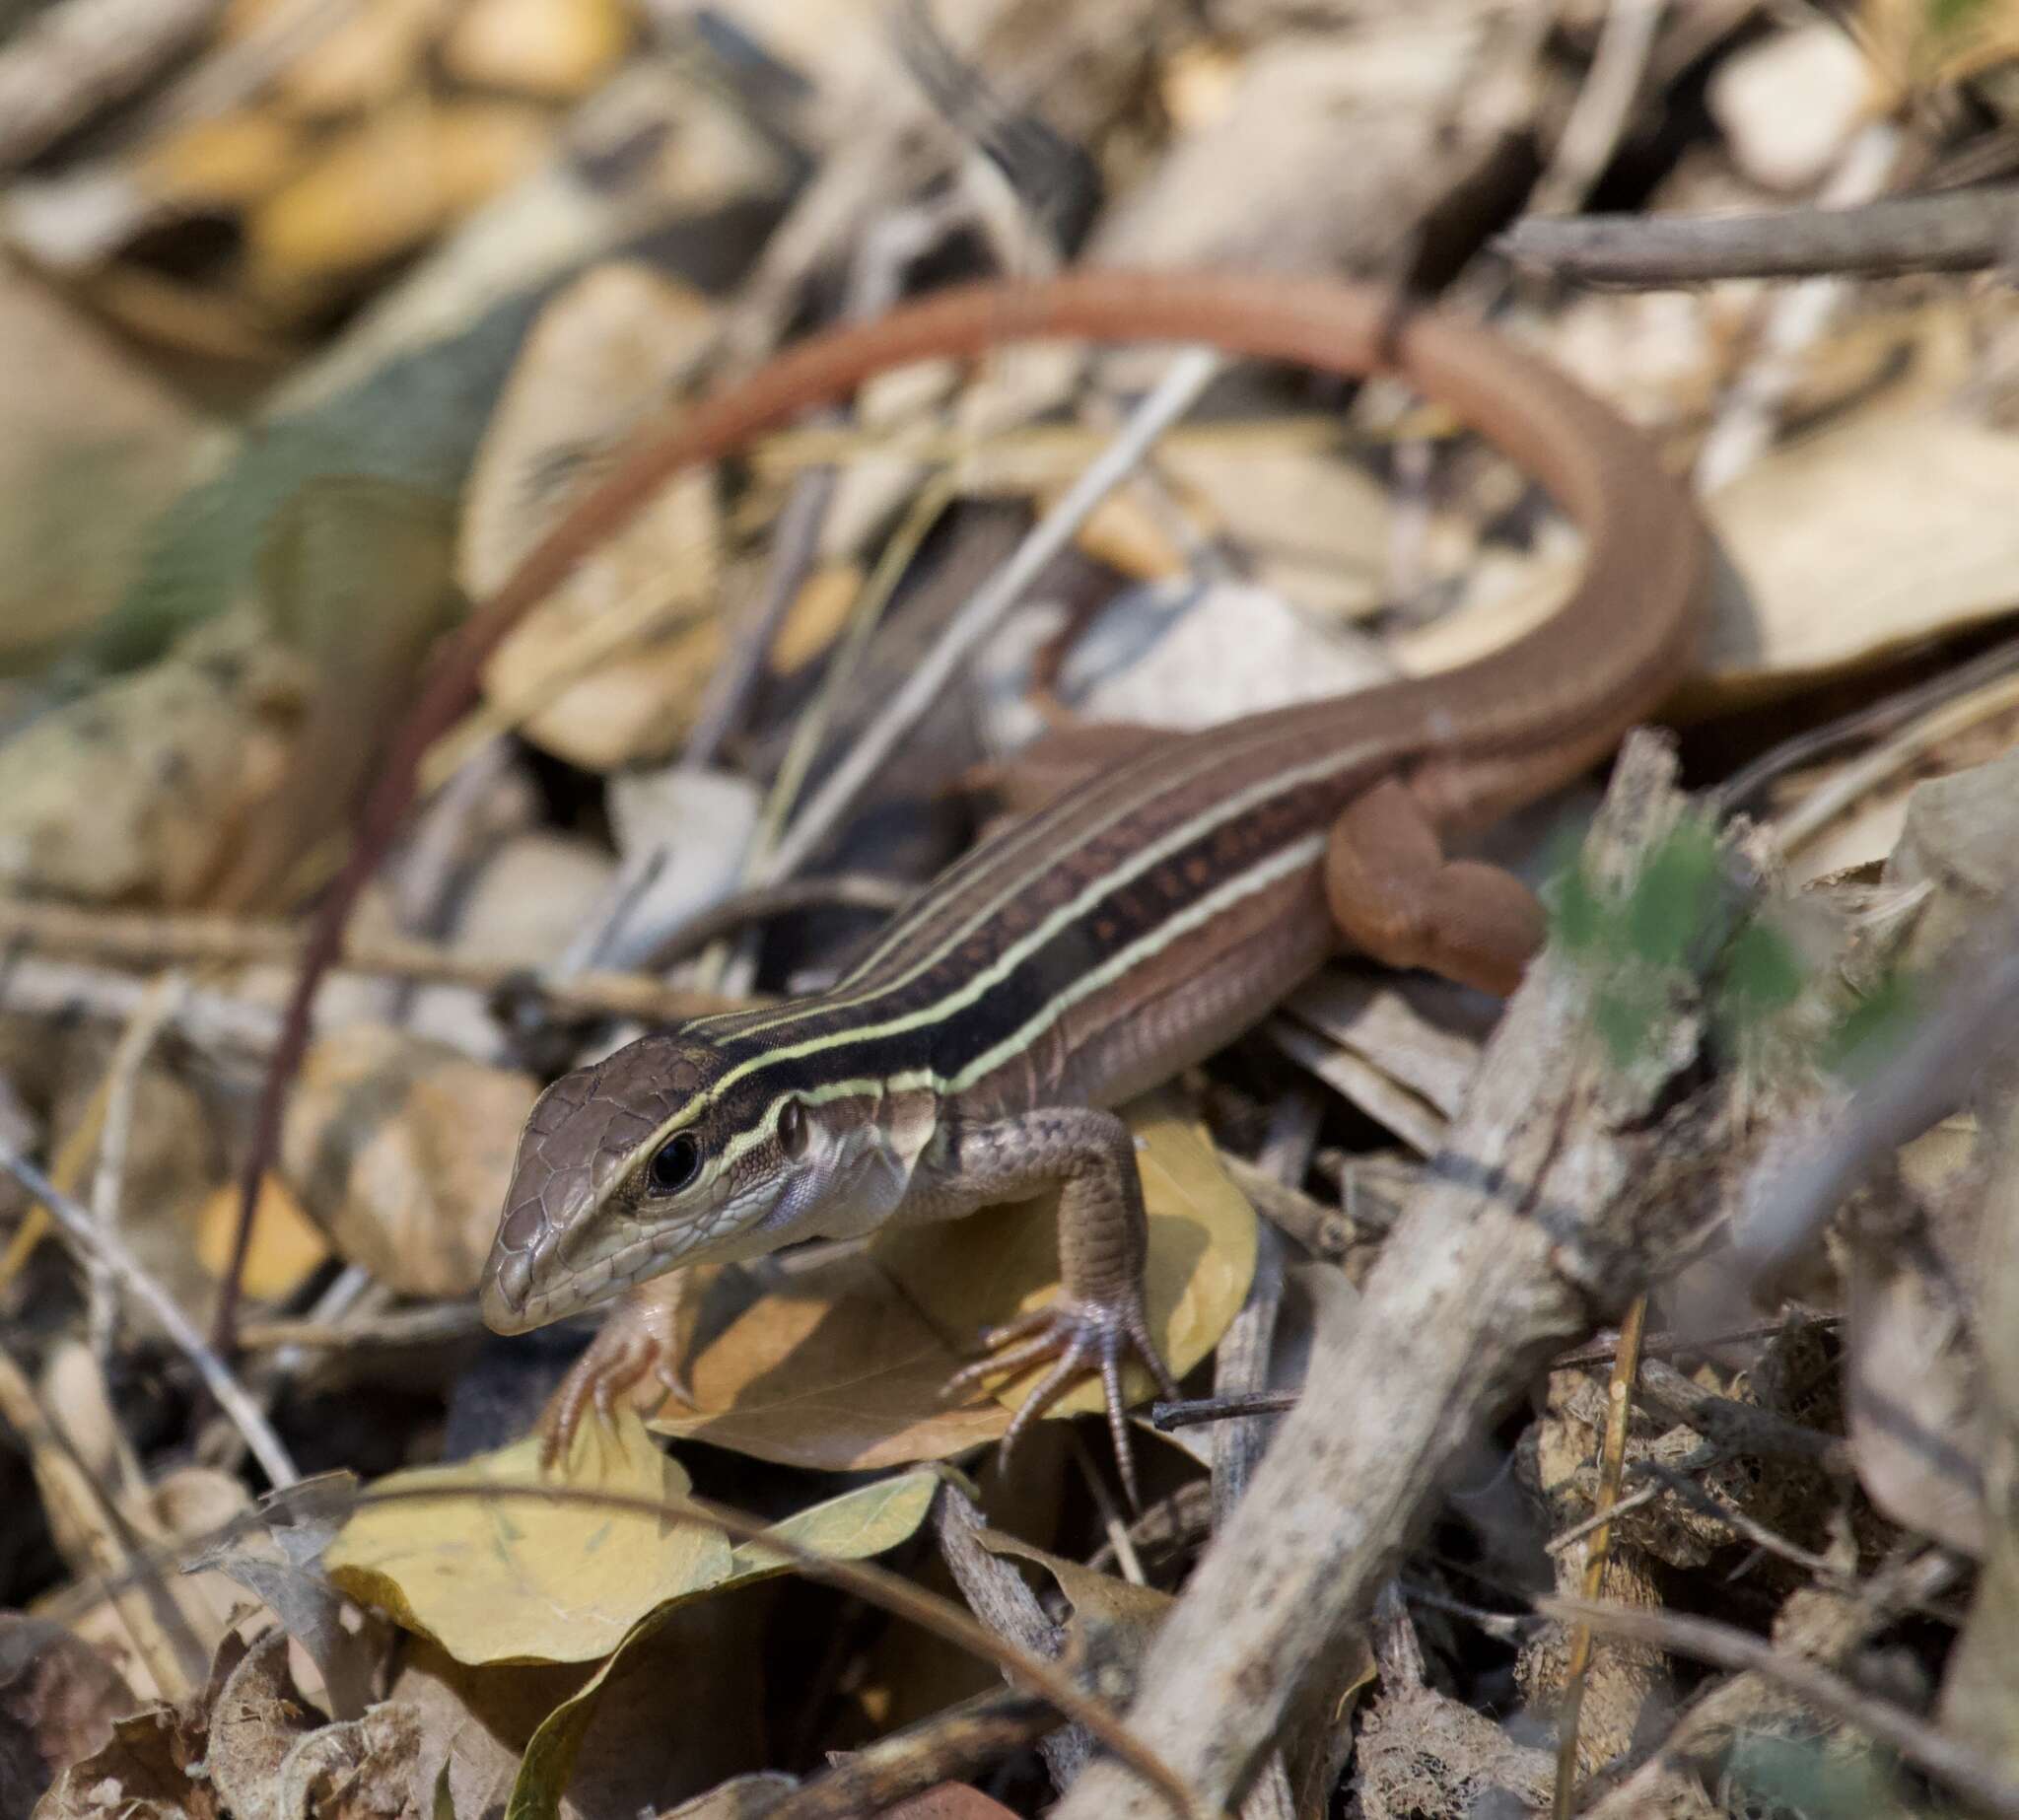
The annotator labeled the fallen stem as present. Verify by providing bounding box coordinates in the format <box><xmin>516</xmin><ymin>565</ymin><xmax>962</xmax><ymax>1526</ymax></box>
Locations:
<box><xmin>0</xmin><ymin>1141</ymin><xmax>298</xmax><ymax>1488</ymax></box>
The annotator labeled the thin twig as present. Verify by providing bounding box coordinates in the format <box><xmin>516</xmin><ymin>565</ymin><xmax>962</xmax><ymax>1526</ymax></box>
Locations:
<box><xmin>85</xmin><ymin>975</ymin><xmax>189</xmax><ymax>1364</ymax></box>
<box><xmin>0</xmin><ymin>1141</ymin><xmax>298</xmax><ymax>1488</ymax></box>
<box><xmin>1542</xmin><ymin>1593</ymin><xmax>2019</xmax><ymax>1817</ymax></box>
<box><xmin>1694</xmin><ymin>122</ymin><xmax>1906</xmax><ymax>492</ymax></box>
<box><xmin>1710</xmin><ymin>629</ymin><xmax>2019</xmax><ymax>822</ymax></box>
<box><xmin>0</xmin><ymin>898</ymin><xmax>753</xmax><ymax>1025</ymax></box>
<box><xmin>1500</xmin><ymin>183</ymin><xmax>2019</xmax><ymax>286</ymax></box>
<box><xmin>755</xmin><ymin>346</ymin><xmax>1225</xmax><ymax>885</ymax></box>
<box><xmin>1552</xmin><ymin>1293</ymin><xmax>1648</xmax><ymax>1816</ymax></box>
<box><xmin>1528</xmin><ymin>0</ymin><xmax>1663</xmax><ymax>217</ymax></box>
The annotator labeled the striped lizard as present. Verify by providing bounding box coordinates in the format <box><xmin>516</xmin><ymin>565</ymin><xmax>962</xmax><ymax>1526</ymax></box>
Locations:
<box><xmin>473</xmin><ymin>273</ymin><xmax>1709</xmax><ymax>1497</ymax></box>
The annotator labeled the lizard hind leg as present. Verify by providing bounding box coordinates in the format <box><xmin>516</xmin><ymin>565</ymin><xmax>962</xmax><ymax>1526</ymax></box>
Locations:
<box><xmin>1325</xmin><ymin>776</ymin><xmax>1545</xmax><ymax>998</ymax></box>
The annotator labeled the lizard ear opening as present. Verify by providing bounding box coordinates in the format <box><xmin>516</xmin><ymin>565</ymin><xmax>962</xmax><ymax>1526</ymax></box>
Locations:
<box><xmin>777</xmin><ymin>1098</ymin><xmax>808</xmax><ymax>1160</ymax></box>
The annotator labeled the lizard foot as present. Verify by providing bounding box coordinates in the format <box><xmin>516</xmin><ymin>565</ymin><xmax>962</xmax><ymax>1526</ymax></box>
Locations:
<box><xmin>943</xmin><ymin>1294</ymin><xmax>1177</xmax><ymax>1505</ymax></box>
<box><xmin>538</xmin><ymin>1292</ymin><xmax>694</xmax><ymax>1469</ymax></box>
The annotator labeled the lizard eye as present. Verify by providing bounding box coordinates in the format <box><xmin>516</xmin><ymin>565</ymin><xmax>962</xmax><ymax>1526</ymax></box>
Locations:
<box><xmin>648</xmin><ymin>1134</ymin><xmax>701</xmax><ymax>1195</ymax></box>
<box><xmin>777</xmin><ymin>1098</ymin><xmax>807</xmax><ymax>1159</ymax></box>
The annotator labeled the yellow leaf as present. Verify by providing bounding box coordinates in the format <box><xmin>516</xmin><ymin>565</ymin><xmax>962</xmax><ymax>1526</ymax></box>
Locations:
<box><xmin>324</xmin><ymin>1411</ymin><xmax>731</xmax><ymax>1665</ymax></box>
<box><xmin>877</xmin><ymin>1087</ymin><xmax>1258</xmax><ymax>1420</ymax></box>
<box><xmin>441</xmin><ymin>0</ymin><xmax>633</xmax><ymax>100</ymax></box>
<box><xmin>192</xmin><ymin>1174</ymin><xmax>327</xmax><ymax>1301</ymax></box>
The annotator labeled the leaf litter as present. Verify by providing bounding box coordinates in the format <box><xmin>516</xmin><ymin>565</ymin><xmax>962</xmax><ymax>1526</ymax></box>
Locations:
<box><xmin>11</xmin><ymin>3</ymin><xmax>2019</xmax><ymax>1816</ymax></box>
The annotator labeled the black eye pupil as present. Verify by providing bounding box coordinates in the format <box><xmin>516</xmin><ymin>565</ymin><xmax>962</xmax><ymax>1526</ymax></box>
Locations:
<box><xmin>650</xmin><ymin>1135</ymin><xmax>700</xmax><ymax>1194</ymax></box>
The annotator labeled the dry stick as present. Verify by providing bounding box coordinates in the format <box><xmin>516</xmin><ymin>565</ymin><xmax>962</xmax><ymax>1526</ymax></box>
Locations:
<box><xmin>1499</xmin><ymin>183</ymin><xmax>2019</xmax><ymax>286</ymax></box>
<box><xmin>1710</xmin><ymin>628</ymin><xmax>2019</xmax><ymax>822</ymax></box>
<box><xmin>1694</xmin><ymin>122</ymin><xmax>1906</xmax><ymax>493</ymax></box>
<box><xmin>752</xmin><ymin>345</ymin><xmax>1224</xmax><ymax>886</ymax></box>
<box><xmin>1733</xmin><ymin>888</ymin><xmax>2019</xmax><ymax>1291</ymax></box>
<box><xmin>0</xmin><ymin>0</ymin><xmax>229</xmax><ymax>168</ymax></box>
<box><xmin>85</xmin><ymin>975</ymin><xmax>190</xmax><ymax>1364</ymax></box>
<box><xmin>1771</xmin><ymin>665</ymin><xmax>2019</xmax><ymax>858</ymax></box>
<box><xmin>1527</xmin><ymin>0</ymin><xmax>1663</xmax><ymax>216</ymax></box>
<box><xmin>1541</xmin><ymin>1594</ymin><xmax>2019</xmax><ymax>1817</ymax></box>
<box><xmin>1578</xmin><ymin>1547</ymin><xmax>1962</xmax><ymax>1820</ymax></box>
<box><xmin>0</xmin><ymin>898</ymin><xmax>752</xmax><ymax>1025</ymax></box>
<box><xmin>1052</xmin><ymin>735</ymin><xmax>1734</xmax><ymax>1820</ymax></box>
<box><xmin>0</xmin><ymin>1142</ymin><xmax>298</xmax><ymax>1488</ymax></box>
<box><xmin>1550</xmin><ymin>1294</ymin><xmax>1648</xmax><ymax>1819</ymax></box>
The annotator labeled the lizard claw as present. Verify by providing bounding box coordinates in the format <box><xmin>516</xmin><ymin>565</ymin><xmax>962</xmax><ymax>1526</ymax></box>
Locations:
<box><xmin>943</xmin><ymin>1295</ymin><xmax>1177</xmax><ymax>1505</ymax></box>
<box><xmin>538</xmin><ymin>1290</ymin><xmax>691</xmax><ymax>1469</ymax></box>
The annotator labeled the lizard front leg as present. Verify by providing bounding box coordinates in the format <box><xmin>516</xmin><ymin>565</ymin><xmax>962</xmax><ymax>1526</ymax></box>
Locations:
<box><xmin>928</xmin><ymin>1107</ymin><xmax>1178</xmax><ymax>1503</ymax></box>
<box><xmin>537</xmin><ymin>1270</ymin><xmax>698</xmax><ymax>1466</ymax></box>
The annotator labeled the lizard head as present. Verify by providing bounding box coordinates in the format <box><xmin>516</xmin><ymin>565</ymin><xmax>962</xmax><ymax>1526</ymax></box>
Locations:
<box><xmin>478</xmin><ymin>1029</ymin><xmax>843</xmax><ymax>1334</ymax></box>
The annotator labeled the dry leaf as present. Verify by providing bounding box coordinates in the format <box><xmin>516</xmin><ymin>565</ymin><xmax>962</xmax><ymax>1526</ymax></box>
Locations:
<box><xmin>324</xmin><ymin>1410</ymin><xmax>732</xmax><ymax>1666</ymax></box>
<box><xmin>0</xmin><ymin>1615</ymin><xmax>134</xmax><ymax>1794</ymax></box>
<box><xmin>0</xmin><ymin>609</ymin><xmax>304</xmax><ymax>904</ymax></box>
<box><xmin>194</xmin><ymin>1171</ymin><xmax>328</xmax><ymax>1300</ymax></box>
<box><xmin>509</xmin><ymin>1471</ymin><xmax>940</xmax><ymax>1819</ymax></box>
<box><xmin>280</xmin><ymin>1024</ymin><xmax>538</xmax><ymax>1299</ymax></box>
<box><xmin>440</xmin><ymin>0</ymin><xmax>632</xmax><ymax>99</ymax></box>
<box><xmin>1073</xmin><ymin>580</ymin><xmax>1401</xmax><ymax>733</ymax></box>
<box><xmin>879</xmin><ymin>1789</ymin><xmax>1023</xmax><ymax>1820</ymax></box>
<box><xmin>0</xmin><ymin>256</ymin><xmax>202</xmax><ymax>671</ymax></box>
<box><xmin>463</xmin><ymin>262</ymin><xmax>724</xmax><ymax>769</ymax></box>
<box><xmin>275</xmin><ymin>0</ymin><xmax>447</xmax><ymax>116</ymax></box>
<box><xmin>137</xmin><ymin>109</ymin><xmax>308</xmax><ymax>210</ymax></box>
<box><xmin>653</xmin><ymin>1250</ymin><xmax>1014</xmax><ymax>1472</ymax></box>
<box><xmin>247</xmin><ymin>97</ymin><xmax>548</xmax><ymax>303</ymax></box>
<box><xmin>1157</xmin><ymin>442</ymin><xmax>1392</xmax><ymax>618</ymax></box>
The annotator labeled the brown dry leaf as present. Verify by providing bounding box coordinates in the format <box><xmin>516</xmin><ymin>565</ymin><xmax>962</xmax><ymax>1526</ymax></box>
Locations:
<box><xmin>207</xmin><ymin>1631</ymin><xmax>319</xmax><ymax>1818</ymax></box>
<box><xmin>0</xmin><ymin>609</ymin><xmax>305</xmax><ymax>903</ymax></box>
<box><xmin>0</xmin><ymin>258</ymin><xmax>202</xmax><ymax>671</ymax></box>
<box><xmin>653</xmin><ymin>1250</ymin><xmax>1014</xmax><ymax>1472</ymax></box>
<box><xmin>193</xmin><ymin>1173</ymin><xmax>329</xmax><ymax>1302</ymax></box>
<box><xmin>35</xmin><ymin>1695</ymin><xmax>206</xmax><ymax>1820</ymax></box>
<box><xmin>771</xmin><ymin>562</ymin><xmax>864</xmax><ymax>676</ymax></box>
<box><xmin>1882</xmin><ymin>738</ymin><xmax>2019</xmax><ymax>975</ymax></box>
<box><xmin>1070</xmin><ymin>581</ymin><xmax>1401</xmax><ymax>734</ymax></box>
<box><xmin>878</xmin><ymin>1088</ymin><xmax>1256</xmax><ymax>1421</ymax></box>
<box><xmin>463</xmin><ymin>262</ymin><xmax>725</xmax><ymax>769</ymax></box>
<box><xmin>279</xmin><ymin>1024</ymin><xmax>538</xmax><ymax>1299</ymax></box>
<box><xmin>1401</xmin><ymin>298</ymin><xmax>2019</xmax><ymax>708</ymax></box>
<box><xmin>441</xmin><ymin>0</ymin><xmax>633</xmax><ymax>99</ymax></box>
<box><xmin>324</xmin><ymin>1410</ymin><xmax>732</xmax><ymax>1666</ymax></box>
<box><xmin>8</xmin><ymin>1345</ymin><xmax>254</xmax><ymax>1702</ymax></box>
<box><xmin>1157</xmin><ymin>441</ymin><xmax>1392</xmax><ymax>619</ymax></box>
<box><xmin>0</xmin><ymin>1614</ymin><xmax>135</xmax><ymax>1796</ymax></box>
